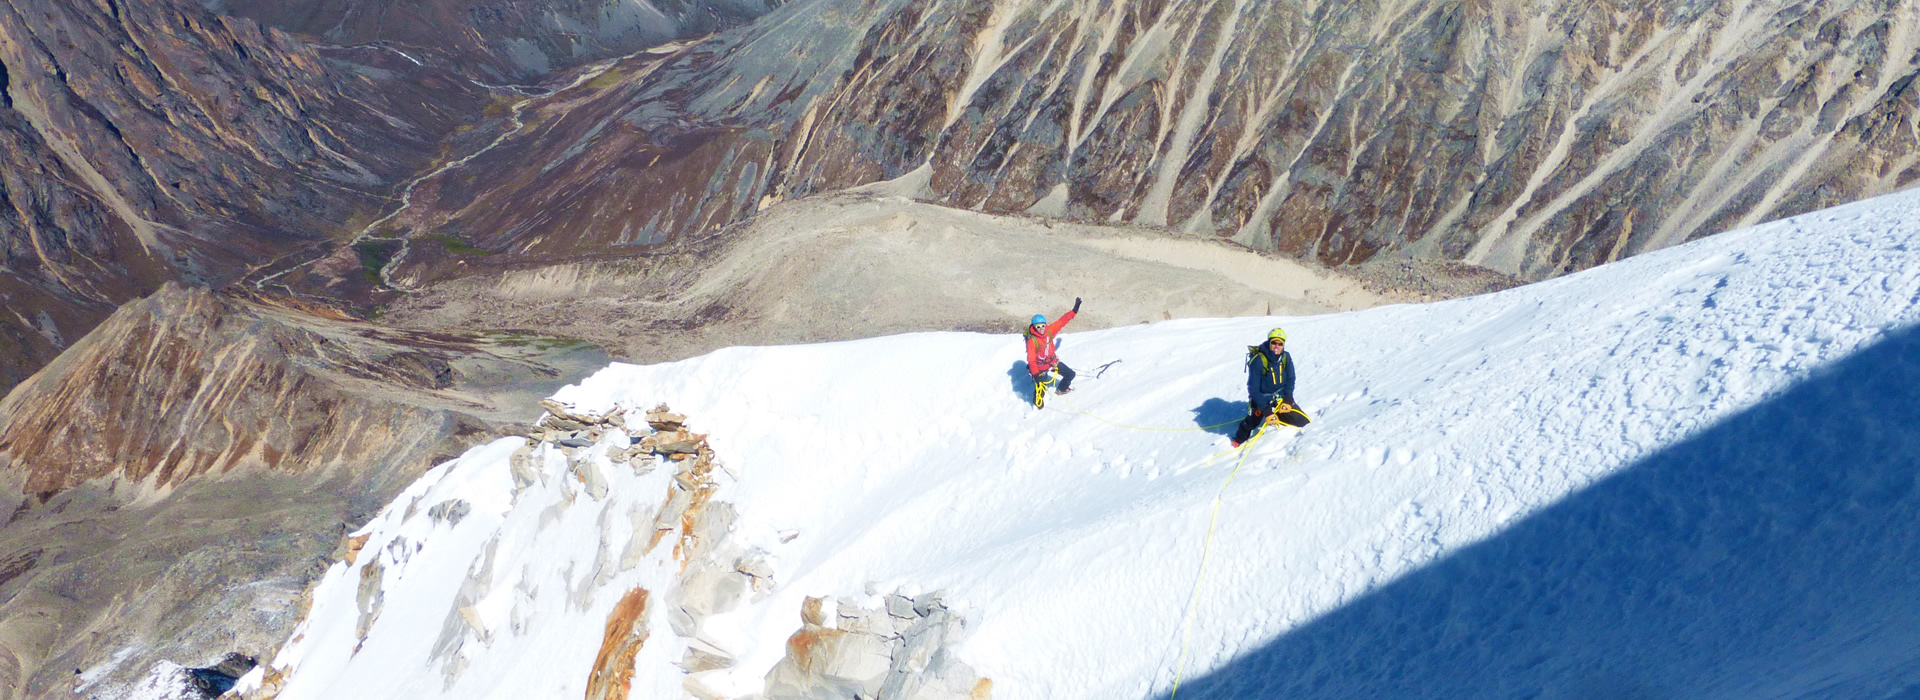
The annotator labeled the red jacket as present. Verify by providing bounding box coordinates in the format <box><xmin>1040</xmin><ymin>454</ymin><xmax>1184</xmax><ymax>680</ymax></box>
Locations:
<box><xmin>1024</xmin><ymin>310</ymin><xmax>1075</xmax><ymax>375</ymax></box>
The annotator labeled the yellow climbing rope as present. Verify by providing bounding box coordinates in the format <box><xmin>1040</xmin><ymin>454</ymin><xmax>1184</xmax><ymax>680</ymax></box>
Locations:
<box><xmin>1041</xmin><ymin>385</ymin><xmax>1306</xmax><ymax>697</ymax></box>
<box><xmin>1168</xmin><ymin>425</ymin><xmax>1278</xmax><ymax>698</ymax></box>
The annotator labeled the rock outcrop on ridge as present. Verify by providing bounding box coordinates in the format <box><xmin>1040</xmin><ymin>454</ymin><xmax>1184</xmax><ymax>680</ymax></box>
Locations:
<box><xmin>368</xmin><ymin>0</ymin><xmax>1920</xmax><ymax>288</ymax></box>
<box><xmin>231</xmin><ymin>401</ymin><xmax>987</xmax><ymax>700</ymax></box>
<box><xmin>0</xmin><ymin>284</ymin><xmax>604</xmax><ymax>700</ymax></box>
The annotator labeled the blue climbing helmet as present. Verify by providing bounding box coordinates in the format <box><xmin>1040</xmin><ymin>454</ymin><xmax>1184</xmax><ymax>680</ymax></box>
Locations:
<box><xmin>1031</xmin><ymin>314</ymin><xmax>1047</xmax><ymax>326</ymax></box>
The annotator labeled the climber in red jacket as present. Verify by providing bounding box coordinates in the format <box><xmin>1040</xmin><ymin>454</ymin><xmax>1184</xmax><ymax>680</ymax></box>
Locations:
<box><xmin>1026</xmin><ymin>298</ymin><xmax>1081</xmax><ymax>405</ymax></box>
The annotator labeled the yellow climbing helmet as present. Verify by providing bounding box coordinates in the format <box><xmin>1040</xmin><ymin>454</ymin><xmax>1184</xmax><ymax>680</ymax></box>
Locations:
<box><xmin>1267</xmin><ymin>327</ymin><xmax>1287</xmax><ymax>342</ymax></box>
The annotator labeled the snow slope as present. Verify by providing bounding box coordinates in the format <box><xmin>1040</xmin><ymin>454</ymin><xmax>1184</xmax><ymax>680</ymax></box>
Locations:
<box><xmin>252</xmin><ymin>190</ymin><xmax>1920</xmax><ymax>699</ymax></box>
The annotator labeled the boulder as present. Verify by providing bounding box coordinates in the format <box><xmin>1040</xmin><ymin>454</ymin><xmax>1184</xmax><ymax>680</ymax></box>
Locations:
<box><xmin>646</xmin><ymin>430</ymin><xmax>704</xmax><ymax>456</ymax></box>
<box><xmin>509</xmin><ymin>444</ymin><xmax>542</xmax><ymax>493</ymax></box>
<box><xmin>677</xmin><ymin>637</ymin><xmax>734</xmax><ymax>674</ymax></box>
<box><xmin>761</xmin><ymin>592</ymin><xmax>986</xmax><ymax>700</ymax></box>
<box><xmin>427</xmin><ymin>500</ymin><xmax>472</xmax><ymax>527</ymax></box>
<box><xmin>569</xmin><ymin>457</ymin><xmax>610</xmax><ymax>500</ymax></box>
<box><xmin>645</xmin><ymin>404</ymin><xmax>689</xmax><ymax>431</ymax></box>
<box><xmin>540</xmin><ymin>416</ymin><xmax>590</xmax><ymax>432</ymax></box>
<box><xmin>538</xmin><ymin>399</ymin><xmax>596</xmax><ymax>424</ymax></box>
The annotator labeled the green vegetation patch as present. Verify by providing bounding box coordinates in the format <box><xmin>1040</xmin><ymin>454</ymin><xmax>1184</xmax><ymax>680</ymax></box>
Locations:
<box><xmin>480</xmin><ymin>330</ymin><xmax>597</xmax><ymax>352</ymax></box>
<box><xmin>353</xmin><ymin>241</ymin><xmax>402</xmax><ymax>285</ymax></box>
<box><xmin>429</xmin><ymin>234</ymin><xmax>493</xmax><ymax>256</ymax></box>
<box><xmin>481</xmin><ymin>97</ymin><xmax>515</xmax><ymax>119</ymax></box>
<box><xmin>584</xmin><ymin>68</ymin><xmax>629</xmax><ymax>91</ymax></box>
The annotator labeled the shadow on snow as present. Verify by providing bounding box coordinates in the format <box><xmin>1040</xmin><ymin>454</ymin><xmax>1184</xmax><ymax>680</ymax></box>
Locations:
<box><xmin>1189</xmin><ymin>398</ymin><xmax>1246</xmax><ymax>436</ymax></box>
<box><xmin>1158</xmin><ymin>323</ymin><xmax>1920</xmax><ymax>699</ymax></box>
<box><xmin>1008</xmin><ymin>361</ymin><xmax>1038</xmax><ymax>404</ymax></box>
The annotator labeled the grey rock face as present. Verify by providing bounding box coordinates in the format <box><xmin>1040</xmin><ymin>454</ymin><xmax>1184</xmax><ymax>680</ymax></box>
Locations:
<box><xmin>385</xmin><ymin>0</ymin><xmax>1920</xmax><ymax>287</ymax></box>
<box><xmin>428</xmin><ymin>499</ymin><xmax>474</xmax><ymax>527</ymax></box>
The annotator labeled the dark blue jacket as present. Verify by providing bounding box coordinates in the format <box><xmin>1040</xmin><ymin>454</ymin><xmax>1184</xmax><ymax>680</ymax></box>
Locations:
<box><xmin>1246</xmin><ymin>345</ymin><xmax>1296</xmax><ymax>408</ymax></box>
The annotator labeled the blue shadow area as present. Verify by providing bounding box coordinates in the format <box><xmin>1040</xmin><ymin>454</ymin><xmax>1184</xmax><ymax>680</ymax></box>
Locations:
<box><xmin>1009</xmin><ymin>361</ymin><xmax>1037</xmax><ymax>403</ymax></box>
<box><xmin>1190</xmin><ymin>398</ymin><xmax>1247</xmax><ymax>436</ymax></box>
<box><xmin>1160</xmin><ymin>324</ymin><xmax>1920</xmax><ymax>699</ymax></box>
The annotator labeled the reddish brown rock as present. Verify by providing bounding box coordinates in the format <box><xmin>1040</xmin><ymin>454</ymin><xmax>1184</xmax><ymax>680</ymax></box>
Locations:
<box><xmin>584</xmin><ymin>586</ymin><xmax>652</xmax><ymax>700</ymax></box>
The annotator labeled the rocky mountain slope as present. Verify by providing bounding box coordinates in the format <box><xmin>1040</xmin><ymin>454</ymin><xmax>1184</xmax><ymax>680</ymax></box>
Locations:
<box><xmin>363</xmin><ymin>0</ymin><xmax>1920</xmax><ymax>292</ymax></box>
<box><xmin>215</xmin><ymin>0</ymin><xmax>782</xmax><ymax>81</ymax></box>
<box><xmin>0</xmin><ymin>0</ymin><xmax>490</xmax><ymax>393</ymax></box>
<box><xmin>14</xmin><ymin>0</ymin><xmax>1913</xmax><ymax>386</ymax></box>
<box><xmin>0</xmin><ymin>285</ymin><xmax>605</xmax><ymax>699</ymax></box>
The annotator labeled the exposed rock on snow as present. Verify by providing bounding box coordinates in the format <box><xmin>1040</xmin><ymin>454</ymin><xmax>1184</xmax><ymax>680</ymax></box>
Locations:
<box><xmin>354</xmin><ymin>558</ymin><xmax>386</xmax><ymax>646</ymax></box>
<box><xmin>585</xmin><ymin>587</ymin><xmax>653</xmax><ymax>700</ymax></box>
<box><xmin>646</xmin><ymin>405</ymin><xmax>693</xmax><ymax>431</ymax></box>
<box><xmin>762</xmin><ymin>593</ymin><xmax>988</xmax><ymax>700</ymax></box>
<box><xmin>240</xmin><ymin>396</ymin><xmax>996</xmax><ymax>699</ymax></box>
<box><xmin>428</xmin><ymin>500</ymin><xmax>473</xmax><ymax>527</ymax></box>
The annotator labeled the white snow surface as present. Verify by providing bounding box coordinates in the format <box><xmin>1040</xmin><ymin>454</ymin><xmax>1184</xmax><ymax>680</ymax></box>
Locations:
<box><xmin>256</xmin><ymin>191</ymin><xmax>1920</xmax><ymax>699</ymax></box>
<box><xmin>104</xmin><ymin>661</ymin><xmax>212</xmax><ymax>700</ymax></box>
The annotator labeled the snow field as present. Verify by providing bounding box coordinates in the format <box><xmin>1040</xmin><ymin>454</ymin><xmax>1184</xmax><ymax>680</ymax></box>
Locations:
<box><xmin>255</xmin><ymin>190</ymin><xmax>1920</xmax><ymax>699</ymax></box>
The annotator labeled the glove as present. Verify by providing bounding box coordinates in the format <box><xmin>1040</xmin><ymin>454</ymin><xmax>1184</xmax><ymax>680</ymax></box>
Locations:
<box><xmin>1072</xmin><ymin>297</ymin><xmax>1082</xmax><ymax>313</ymax></box>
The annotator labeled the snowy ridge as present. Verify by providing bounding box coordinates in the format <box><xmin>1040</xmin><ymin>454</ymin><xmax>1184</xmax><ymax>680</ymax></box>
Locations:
<box><xmin>252</xmin><ymin>191</ymin><xmax>1920</xmax><ymax>699</ymax></box>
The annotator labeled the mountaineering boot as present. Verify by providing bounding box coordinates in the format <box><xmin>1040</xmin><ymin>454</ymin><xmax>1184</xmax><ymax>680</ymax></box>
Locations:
<box><xmin>1057</xmin><ymin>387</ymin><xmax>1073</xmax><ymax>395</ymax></box>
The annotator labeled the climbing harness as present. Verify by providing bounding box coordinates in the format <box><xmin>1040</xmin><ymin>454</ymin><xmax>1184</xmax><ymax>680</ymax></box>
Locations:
<box><xmin>1032</xmin><ymin>370</ymin><xmax>1056</xmax><ymax>409</ymax></box>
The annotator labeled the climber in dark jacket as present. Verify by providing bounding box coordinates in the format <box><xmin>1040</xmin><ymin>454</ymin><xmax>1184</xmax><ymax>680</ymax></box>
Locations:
<box><xmin>1232</xmin><ymin>327</ymin><xmax>1309</xmax><ymax>446</ymax></box>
